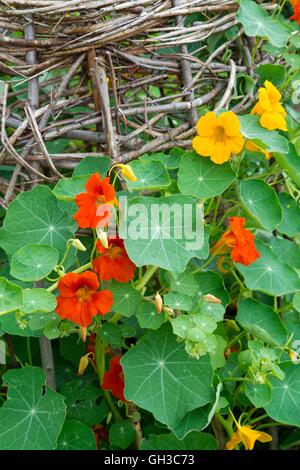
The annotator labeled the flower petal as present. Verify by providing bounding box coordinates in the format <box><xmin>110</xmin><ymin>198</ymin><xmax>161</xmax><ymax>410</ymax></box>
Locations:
<box><xmin>196</xmin><ymin>111</ymin><xmax>217</xmax><ymax>137</ymax></box>
<box><xmin>210</xmin><ymin>142</ymin><xmax>231</xmax><ymax>164</ymax></box>
<box><xmin>260</xmin><ymin>112</ymin><xmax>287</xmax><ymax>131</ymax></box>
<box><xmin>218</xmin><ymin>111</ymin><xmax>241</xmax><ymax>137</ymax></box>
<box><xmin>264</xmin><ymin>80</ymin><xmax>282</xmax><ymax>102</ymax></box>
<box><xmin>192</xmin><ymin>135</ymin><xmax>213</xmax><ymax>157</ymax></box>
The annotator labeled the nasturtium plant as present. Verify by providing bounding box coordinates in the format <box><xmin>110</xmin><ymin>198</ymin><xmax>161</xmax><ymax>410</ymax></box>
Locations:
<box><xmin>0</xmin><ymin>0</ymin><xmax>300</xmax><ymax>454</ymax></box>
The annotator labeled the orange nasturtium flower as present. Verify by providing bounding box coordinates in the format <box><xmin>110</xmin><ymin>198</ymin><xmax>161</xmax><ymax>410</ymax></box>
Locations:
<box><xmin>56</xmin><ymin>271</ymin><xmax>113</xmax><ymax>327</ymax></box>
<box><xmin>246</xmin><ymin>141</ymin><xmax>271</xmax><ymax>160</ymax></box>
<box><xmin>192</xmin><ymin>111</ymin><xmax>244</xmax><ymax>164</ymax></box>
<box><xmin>251</xmin><ymin>80</ymin><xmax>287</xmax><ymax>131</ymax></box>
<box><xmin>92</xmin><ymin>236</ymin><xmax>136</xmax><ymax>283</ymax></box>
<box><xmin>226</xmin><ymin>413</ymin><xmax>272</xmax><ymax>450</ymax></box>
<box><xmin>212</xmin><ymin>217</ymin><xmax>260</xmax><ymax>266</ymax></box>
<box><xmin>74</xmin><ymin>173</ymin><xmax>118</xmax><ymax>229</ymax></box>
<box><xmin>290</xmin><ymin>0</ymin><xmax>300</xmax><ymax>25</ymax></box>
<box><xmin>102</xmin><ymin>355</ymin><xmax>127</xmax><ymax>402</ymax></box>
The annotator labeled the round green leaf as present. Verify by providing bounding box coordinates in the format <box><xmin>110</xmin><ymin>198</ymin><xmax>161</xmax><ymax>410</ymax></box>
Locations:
<box><xmin>240</xmin><ymin>115</ymin><xmax>289</xmax><ymax>154</ymax></box>
<box><xmin>136</xmin><ymin>302</ymin><xmax>167</xmax><ymax>330</ymax></box>
<box><xmin>100</xmin><ymin>323</ymin><xmax>122</xmax><ymax>347</ymax></box>
<box><xmin>172</xmin><ymin>382</ymin><xmax>223</xmax><ymax>440</ymax></box>
<box><xmin>120</xmin><ymin>194</ymin><xmax>208</xmax><ymax>273</ymax></box>
<box><xmin>169</xmin><ymin>271</ymin><xmax>199</xmax><ymax>297</ymax></box>
<box><xmin>270</xmin><ymin>237</ymin><xmax>300</xmax><ymax>270</ymax></box>
<box><xmin>57</xmin><ymin>419</ymin><xmax>96</xmax><ymax>450</ymax></box>
<box><xmin>127</xmin><ymin>160</ymin><xmax>171</xmax><ymax>191</ymax></box>
<box><xmin>53</xmin><ymin>175</ymin><xmax>89</xmax><ymax>202</ymax></box>
<box><xmin>109</xmin><ymin>421</ymin><xmax>136</xmax><ymax>449</ymax></box>
<box><xmin>274</xmin><ymin>145</ymin><xmax>300</xmax><ymax>188</ymax></box>
<box><xmin>239</xmin><ymin>179</ymin><xmax>282</xmax><ymax>232</ymax></box>
<box><xmin>245</xmin><ymin>383</ymin><xmax>272</xmax><ymax>408</ymax></box>
<box><xmin>277</xmin><ymin>192</ymin><xmax>300</xmax><ymax>237</ymax></box>
<box><xmin>10</xmin><ymin>244</ymin><xmax>59</xmax><ymax>282</ymax></box>
<box><xmin>27</xmin><ymin>311</ymin><xmax>59</xmax><ymax>332</ymax></box>
<box><xmin>73</xmin><ymin>156</ymin><xmax>110</xmax><ymax>177</ymax></box>
<box><xmin>0</xmin><ymin>313</ymin><xmax>41</xmax><ymax>337</ymax></box>
<box><xmin>237</xmin><ymin>299</ymin><xmax>287</xmax><ymax>347</ymax></box>
<box><xmin>237</xmin><ymin>0</ymin><xmax>289</xmax><ymax>48</ymax></box>
<box><xmin>21</xmin><ymin>288</ymin><xmax>57</xmax><ymax>314</ymax></box>
<box><xmin>265</xmin><ymin>362</ymin><xmax>300</xmax><ymax>427</ymax></box>
<box><xmin>194</xmin><ymin>271</ymin><xmax>230</xmax><ymax>306</ymax></box>
<box><xmin>164</xmin><ymin>292</ymin><xmax>194</xmax><ymax>311</ymax></box>
<box><xmin>141</xmin><ymin>431</ymin><xmax>217</xmax><ymax>450</ymax></box>
<box><xmin>178</xmin><ymin>151</ymin><xmax>236</xmax><ymax>199</ymax></box>
<box><xmin>0</xmin><ymin>278</ymin><xmax>23</xmax><ymax>315</ymax></box>
<box><xmin>236</xmin><ymin>240</ymin><xmax>300</xmax><ymax>296</ymax></box>
<box><xmin>60</xmin><ymin>380</ymin><xmax>108</xmax><ymax>426</ymax></box>
<box><xmin>110</xmin><ymin>281</ymin><xmax>142</xmax><ymax>318</ymax></box>
<box><xmin>121</xmin><ymin>323</ymin><xmax>213</xmax><ymax>429</ymax></box>
<box><xmin>0</xmin><ymin>367</ymin><xmax>66</xmax><ymax>450</ymax></box>
<box><xmin>0</xmin><ymin>185</ymin><xmax>76</xmax><ymax>255</ymax></box>
<box><xmin>257</xmin><ymin>64</ymin><xmax>286</xmax><ymax>86</ymax></box>
<box><xmin>140</xmin><ymin>149</ymin><xmax>181</xmax><ymax>170</ymax></box>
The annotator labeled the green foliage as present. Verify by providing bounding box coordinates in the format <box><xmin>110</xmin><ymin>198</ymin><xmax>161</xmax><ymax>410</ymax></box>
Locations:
<box><xmin>0</xmin><ymin>186</ymin><xmax>76</xmax><ymax>255</ymax></box>
<box><xmin>178</xmin><ymin>151</ymin><xmax>236</xmax><ymax>199</ymax></box>
<box><xmin>237</xmin><ymin>0</ymin><xmax>289</xmax><ymax>48</ymax></box>
<box><xmin>239</xmin><ymin>179</ymin><xmax>282</xmax><ymax>231</ymax></box>
<box><xmin>57</xmin><ymin>420</ymin><xmax>97</xmax><ymax>450</ymax></box>
<box><xmin>0</xmin><ymin>367</ymin><xmax>66</xmax><ymax>450</ymax></box>
<box><xmin>127</xmin><ymin>160</ymin><xmax>171</xmax><ymax>191</ymax></box>
<box><xmin>122</xmin><ymin>324</ymin><xmax>213</xmax><ymax>429</ymax></box>
<box><xmin>10</xmin><ymin>244</ymin><xmax>59</xmax><ymax>282</ymax></box>
<box><xmin>236</xmin><ymin>240</ymin><xmax>300</xmax><ymax>296</ymax></box>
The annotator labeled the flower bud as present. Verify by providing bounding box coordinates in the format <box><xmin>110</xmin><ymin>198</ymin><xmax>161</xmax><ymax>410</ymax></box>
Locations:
<box><xmin>289</xmin><ymin>350</ymin><xmax>299</xmax><ymax>363</ymax></box>
<box><xmin>203</xmin><ymin>293</ymin><xmax>222</xmax><ymax>304</ymax></box>
<box><xmin>71</xmin><ymin>238</ymin><xmax>86</xmax><ymax>251</ymax></box>
<box><xmin>77</xmin><ymin>352</ymin><xmax>95</xmax><ymax>376</ymax></box>
<box><xmin>111</xmin><ymin>164</ymin><xmax>137</xmax><ymax>182</ymax></box>
<box><xmin>79</xmin><ymin>326</ymin><xmax>87</xmax><ymax>342</ymax></box>
<box><xmin>97</xmin><ymin>228</ymin><xmax>109</xmax><ymax>249</ymax></box>
<box><xmin>154</xmin><ymin>292</ymin><xmax>163</xmax><ymax>314</ymax></box>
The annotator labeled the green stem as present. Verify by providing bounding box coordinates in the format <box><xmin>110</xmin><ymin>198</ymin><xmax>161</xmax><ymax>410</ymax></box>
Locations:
<box><xmin>95</xmin><ymin>333</ymin><xmax>105</xmax><ymax>385</ymax></box>
<box><xmin>250</xmin><ymin>413</ymin><xmax>268</xmax><ymax>425</ymax></box>
<box><xmin>215</xmin><ymin>413</ymin><xmax>233</xmax><ymax>438</ymax></box>
<box><xmin>47</xmin><ymin>262</ymin><xmax>92</xmax><ymax>292</ymax></box>
<box><xmin>56</xmin><ymin>241</ymin><xmax>72</xmax><ymax>271</ymax></box>
<box><xmin>26</xmin><ymin>337</ymin><xmax>32</xmax><ymax>366</ymax></box>
<box><xmin>135</xmin><ymin>265</ymin><xmax>158</xmax><ymax>291</ymax></box>
<box><xmin>90</xmin><ymin>235</ymin><xmax>98</xmax><ymax>263</ymax></box>
<box><xmin>230</xmin><ymin>269</ymin><xmax>245</xmax><ymax>290</ymax></box>
<box><xmin>95</xmin><ymin>333</ymin><xmax>123</xmax><ymax>422</ymax></box>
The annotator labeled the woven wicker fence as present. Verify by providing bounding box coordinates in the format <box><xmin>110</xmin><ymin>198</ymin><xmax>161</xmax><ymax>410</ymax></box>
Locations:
<box><xmin>0</xmin><ymin>0</ymin><xmax>274</xmax><ymax>204</ymax></box>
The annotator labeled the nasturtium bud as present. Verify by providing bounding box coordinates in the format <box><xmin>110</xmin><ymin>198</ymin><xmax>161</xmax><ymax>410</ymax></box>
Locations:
<box><xmin>71</xmin><ymin>238</ymin><xmax>86</xmax><ymax>251</ymax></box>
<box><xmin>77</xmin><ymin>352</ymin><xmax>94</xmax><ymax>376</ymax></box>
<box><xmin>111</xmin><ymin>163</ymin><xmax>138</xmax><ymax>182</ymax></box>
<box><xmin>97</xmin><ymin>228</ymin><xmax>109</xmax><ymax>249</ymax></box>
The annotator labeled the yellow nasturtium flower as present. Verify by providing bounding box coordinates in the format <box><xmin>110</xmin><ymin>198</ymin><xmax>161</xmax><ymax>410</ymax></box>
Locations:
<box><xmin>251</xmin><ymin>80</ymin><xmax>287</xmax><ymax>131</ymax></box>
<box><xmin>226</xmin><ymin>413</ymin><xmax>272</xmax><ymax>450</ymax></box>
<box><xmin>246</xmin><ymin>141</ymin><xmax>271</xmax><ymax>160</ymax></box>
<box><xmin>192</xmin><ymin>111</ymin><xmax>244</xmax><ymax>164</ymax></box>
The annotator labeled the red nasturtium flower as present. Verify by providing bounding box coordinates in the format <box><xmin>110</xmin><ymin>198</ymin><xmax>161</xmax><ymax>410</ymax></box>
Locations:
<box><xmin>56</xmin><ymin>271</ymin><xmax>113</xmax><ymax>327</ymax></box>
<box><xmin>92</xmin><ymin>236</ymin><xmax>136</xmax><ymax>283</ymax></box>
<box><xmin>102</xmin><ymin>355</ymin><xmax>126</xmax><ymax>402</ymax></box>
<box><xmin>290</xmin><ymin>0</ymin><xmax>300</xmax><ymax>25</ymax></box>
<box><xmin>212</xmin><ymin>217</ymin><xmax>260</xmax><ymax>266</ymax></box>
<box><xmin>74</xmin><ymin>173</ymin><xmax>118</xmax><ymax>229</ymax></box>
